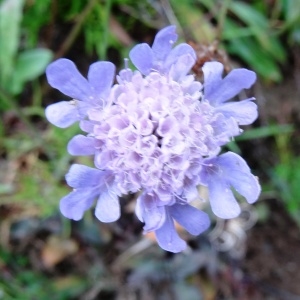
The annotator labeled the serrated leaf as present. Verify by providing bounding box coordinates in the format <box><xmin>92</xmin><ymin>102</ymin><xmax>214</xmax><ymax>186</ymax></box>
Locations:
<box><xmin>0</xmin><ymin>0</ymin><xmax>24</xmax><ymax>89</ymax></box>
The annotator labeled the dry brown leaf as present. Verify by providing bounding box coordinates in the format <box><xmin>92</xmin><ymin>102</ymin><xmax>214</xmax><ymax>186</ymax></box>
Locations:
<box><xmin>41</xmin><ymin>235</ymin><xmax>79</xmax><ymax>268</ymax></box>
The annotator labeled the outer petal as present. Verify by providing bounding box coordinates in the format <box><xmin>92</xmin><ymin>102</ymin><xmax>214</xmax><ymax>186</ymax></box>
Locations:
<box><xmin>95</xmin><ymin>190</ymin><xmax>120</xmax><ymax>222</ymax></box>
<box><xmin>155</xmin><ymin>211</ymin><xmax>186</xmax><ymax>253</ymax></box>
<box><xmin>201</xmin><ymin>152</ymin><xmax>260</xmax><ymax>218</ymax></box>
<box><xmin>203</xmin><ymin>61</ymin><xmax>224</xmax><ymax>102</ymax></box>
<box><xmin>46</xmin><ymin>59</ymin><xmax>92</xmax><ymax>102</ymax></box>
<box><xmin>88</xmin><ymin>61</ymin><xmax>115</xmax><ymax>99</ymax></box>
<box><xmin>215</xmin><ymin>98</ymin><xmax>258</xmax><ymax>125</ymax></box>
<box><xmin>45</xmin><ymin>101</ymin><xmax>80</xmax><ymax>128</ymax></box>
<box><xmin>204</xmin><ymin>65</ymin><xmax>257</xmax><ymax>105</ymax></box>
<box><xmin>169</xmin><ymin>204</ymin><xmax>210</xmax><ymax>235</ymax></box>
<box><xmin>169</xmin><ymin>54</ymin><xmax>196</xmax><ymax>81</ymax></box>
<box><xmin>152</xmin><ymin>25</ymin><xmax>178</xmax><ymax>61</ymax></box>
<box><xmin>129</xmin><ymin>43</ymin><xmax>154</xmax><ymax>75</ymax></box>
<box><xmin>214</xmin><ymin>152</ymin><xmax>261</xmax><ymax>204</ymax></box>
<box><xmin>67</xmin><ymin>135</ymin><xmax>96</xmax><ymax>156</ymax></box>
<box><xmin>207</xmin><ymin>179</ymin><xmax>241</xmax><ymax>219</ymax></box>
<box><xmin>165</xmin><ymin>43</ymin><xmax>196</xmax><ymax>72</ymax></box>
<box><xmin>60</xmin><ymin>189</ymin><xmax>96</xmax><ymax>221</ymax></box>
<box><xmin>65</xmin><ymin>164</ymin><xmax>106</xmax><ymax>188</ymax></box>
<box><xmin>135</xmin><ymin>193</ymin><xmax>166</xmax><ymax>232</ymax></box>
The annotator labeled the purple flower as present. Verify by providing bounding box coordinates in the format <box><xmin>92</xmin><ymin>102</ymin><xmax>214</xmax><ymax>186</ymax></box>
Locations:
<box><xmin>45</xmin><ymin>26</ymin><xmax>261</xmax><ymax>253</ymax></box>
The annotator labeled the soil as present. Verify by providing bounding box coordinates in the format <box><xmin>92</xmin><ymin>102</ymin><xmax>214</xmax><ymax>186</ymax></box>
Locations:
<box><xmin>243</xmin><ymin>199</ymin><xmax>300</xmax><ymax>300</ymax></box>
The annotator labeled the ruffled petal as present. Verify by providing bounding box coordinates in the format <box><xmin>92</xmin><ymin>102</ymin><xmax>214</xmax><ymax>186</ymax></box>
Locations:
<box><xmin>129</xmin><ymin>43</ymin><xmax>154</xmax><ymax>75</ymax></box>
<box><xmin>169</xmin><ymin>53</ymin><xmax>196</xmax><ymax>81</ymax></box>
<box><xmin>65</xmin><ymin>164</ymin><xmax>106</xmax><ymax>188</ymax></box>
<box><xmin>155</xmin><ymin>211</ymin><xmax>186</xmax><ymax>253</ymax></box>
<box><xmin>46</xmin><ymin>58</ymin><xmax>92</xmax><ymax>102</ymax></box>
<box><xmin>165</xmin><ymin>43</ymin><xmax>196</xmax><ymax>72</ymax></box>
<box><xmin>95</xmin><ymin>189</ymin><xmax>120</xmax><ymax>222</ymax></box>
<box><xmin>201</xmin><ymin>151</ymin><xmax>260</xmax><ymax>218</ymax></box>
<box><xmin>214</xmin><ymin>152</ymin><xmax>261</xmax><ymax>204</ymax></box>
<box><xmin>45</xmin><ymin>101</ymin><xmax>80</xmax><ymax>128</ymax></box>
<box><xmin>135</xmin><ymin>193</ymin><xmax>166</xmax><ymax>232</ymax></box>
<box><xmin>152</xmin><ymin>25</ymin><xmax>178</xmax><ymax>61</ymax></box>
<box><xmin>169</xmin><ymin>204</ymin><xmax>210</xmax><ymax>235</ymax></box>
<box><xmin>67</xmin><ymin>134</ymin><xmax>96</xmax><ymax>156</ymax></box>
<box><xmin>204</xmin><ymin>63</ymin><xmax>256</xmax><ymax>105</ymax></box>
<box><xmin>59</xmin><ymin>189</ymin><xmax>96</xmax><ymax>221</ymax></box>
<box><xmin>203</xmin><ymin>61</ymin><xmax>224</xmax><ymax>102</ymax></box>
<box><xmin>215</xmin><ymin>98</ymin><xmax>258</xmax><ymax>125</ymax></box>
<box><xmin>207</xmin><ymin>179</ymin><xmax>241</xmax><ymax>219</ymax></box>
<box><xmin>88</xmin><ymin>61</ymin><xmax>115</xmax><ymax>99</ymax></box>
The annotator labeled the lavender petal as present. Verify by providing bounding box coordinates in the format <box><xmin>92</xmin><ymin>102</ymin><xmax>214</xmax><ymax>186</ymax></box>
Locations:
<box><xmin>88</xmin><ymin>61</ymin><xmax>115</xmax><ymax>99</ymax></box>
<box><xmin>169</xmin><ymin>204</ymin><xmax>210</xmax><ymax>235</ymax></box>
<box><xmin>65</xmin><ymin>164</ymin><xmax>106</xmax><ymax>188</ymax></box>
<box><xmin>152</xmin><ymin>25</ymin><xmax>178</xmax><ymax>61</ymax></box>
<box><xmin>67</xmin><ymin>134</ymin><xmax>96</xmax><ymax>156</ymax></box>
<box><xmin>155</xmin><ymin>211</ymin><xmax>186</xmax><ymax>253</ymax></box>
<box><xmin>165</xmin><ymin>43</ymin><xmax>196</xmax><ymax>72</ymax></box>
<box><xmin>204</xmin><ymin>62</ymin><xmax>256</xmax><ymax>105</ymax></box>
<box><xmin>201</xmin><ymin>151</ymin><xmax>260</xmax><ymax>218</ymax></box>
<box><xmin>215</xmin><ymin>98</ymin><xmax>258</xmax><ymax>125</ymax></box>
<box><xmin>214</xmin><ymin>152</ymin><xmax>261</xmax><ymax>204</ymax></box>
<box><xmin>129</xmin><ymin>43</ymin><xmax>154</xmax><ymax>75</ymax></box>
<box><xmin>202</xmin><ymin>61</ymin><xmax>224</xmax><ymax>102</ymax></box>
<box><xmin>60</xmin><ymin>189</ymin><xmax>96</xmax><ymax>221</ymax></box>
<box><xmin>95</xmin><ymin>190</ymin><xmax>120</xmax><ymax>222</ymax></box>
<box><xmin>207</xmin><ymin>179</ymin><xmax>241</xmax><ymax>218</ymax></box>
<box><xmin>46</xmin><ymin>58</ymin><xmax>92</xmax><ymax>102</ymax></box>
<box><xmin>45</xmin><ymin>101</ymin><xmax>80</xmax><ymax>128</ymax></box>
<box><xmin>135</xmin><ymin>193</ymin><xmax>166</xmax><ymax>232</ymax></box>
<box><xmin>169</xmin><ymin>53</ymin><xmax>196</xmax><ymax>81</ymax></box>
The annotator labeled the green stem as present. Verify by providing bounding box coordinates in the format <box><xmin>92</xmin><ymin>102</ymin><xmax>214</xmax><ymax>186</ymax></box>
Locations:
<box><xmin>100</xmin><ymin>0</ymin><xmax>112</xmax><ymax>60</ymax></box>
<box><xmin>55</xmin><ymin>0</ymin><xmax>98</xmax><ymax>59</ymax></box>
<box><xmin>217</xmin><ymin>0</ymin><xmax>231</xmax><ymax>41</ymax></box>
<box><xmin>61</xmin><ymin>215</ymin><xmax>72</xmax><ymax>239</ymax></box>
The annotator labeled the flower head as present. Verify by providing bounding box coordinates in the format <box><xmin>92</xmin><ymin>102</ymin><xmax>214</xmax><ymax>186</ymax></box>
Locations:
<box><xmin>45</xmin><ymin>26</ymin><xmax>260</xmax><ymax>253</ymax></box>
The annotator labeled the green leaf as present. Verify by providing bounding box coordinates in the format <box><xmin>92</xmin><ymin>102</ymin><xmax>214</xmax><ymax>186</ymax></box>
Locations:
<box><xmin>283</xmin><ymin>0</ymin><xmax>300</xmax><ymax>27</ymax></box>
<box><xmin>236</xmin><ymin>124</ymin><xmax>294</xmax><ymax>141</ymax></box>
<box><xmin>223</xmin><ymin>18</ymin><xmax>254</xmax><ymax>40</ymax></box>
<box><xmin>10</xmin><ymin>48</ymin><xmax>53</xmax><ymax>95</ymax></box>
<box><xmin>272</xmin><ymin>156</ymin><xmax>300</xmax><ymax>225</ymax></box>
<box><xmin>229</xmin><ymin>1</ymin><xmax>286</xmax><ymax>62</ymax></box>
<box><xmin>0</xmin><ymin>0</ymin><xmax>24</xmax><ymax>89</ymax></box>
<box><xmin>170</xmin><ymin>0</ymin><xmax>217</xmax><ymax>43</ymax></box>
<box><xmin>227</xmin><ymin>37</ymin><xmax>282</xmax><ymax>82</ymax></box>
<box><xmin>282</xmin><ymin>0</ymin><xmax>300</xmax><ymax>44</ymax></box>
<box><xmin>230</xmin><ymin>1</ymin><xmax>268</xmax><ymax>29</ymax></box>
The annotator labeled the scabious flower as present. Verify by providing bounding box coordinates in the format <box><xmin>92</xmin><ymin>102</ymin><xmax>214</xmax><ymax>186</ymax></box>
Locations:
<box><xmin>45</xmin><ymin>25</ymin><xmax>261</xmax><ymax>253</ymax></box>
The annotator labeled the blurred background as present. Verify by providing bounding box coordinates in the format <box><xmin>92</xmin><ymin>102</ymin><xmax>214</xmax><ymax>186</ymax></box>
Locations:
<box><xmin>0</xmin><ymin>0</ymin><xmax>300</xmax><ymax>299</ymax></box>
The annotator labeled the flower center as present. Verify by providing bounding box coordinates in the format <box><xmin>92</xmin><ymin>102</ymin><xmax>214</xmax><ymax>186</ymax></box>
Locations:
<box><xmin>88</xmin><ymin>71</ymin><xmax>222</xmax><ymax>196</ymax></box>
